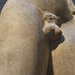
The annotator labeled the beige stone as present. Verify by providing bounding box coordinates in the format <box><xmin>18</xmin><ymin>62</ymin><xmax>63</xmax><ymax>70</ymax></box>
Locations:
<box><xmin>49</xmin><ymin>19</ymin><xmax>75</xmax><ymax>75</ymax></box>
<box><xmin>42</xmin><ymin>11</ymin><xmax>62</xmax><ymax>40</ymax></box>
<box><xmin>0</xmin><ymin>0</ymin><xmax>49</xmax><ymax>75</ymax></box>
<box><xmin>0</xmin><ymin>0</ymin><xmax>75</xmax><ymax>75</ymax></box>
<box><xmin>67</xmin><ymin>0</ymin><xmax>75</xmax><ymax>13</ymax></box>
<box><xmin>32</xmin><ymin>0</ymin><xmax>72</xmax><ymax>23</ymax></box>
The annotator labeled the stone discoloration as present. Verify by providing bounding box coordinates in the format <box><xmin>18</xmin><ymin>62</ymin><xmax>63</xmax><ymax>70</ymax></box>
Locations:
<box><xmin>51</xmin><ymin>19</ymin><xmax>75</xmax><ymax>75</ymax></box>
<box><xmin>0</xmin><ymin>0</ymin><xmax>49</xmax><ymax>75</ymax></box>
<box><xmin>42</xmin><ymin>11</ymin><xmax>62</xmax><ymax>40</ymax></box>
<box><xmin>32</xmin><ymin>0</ymin><xmax>72</xmax><ymax>23</ymax></box>
<box><xmin>0</xmin><ymin>0</ymin><xmax>75</xmax><ymax>75</ymax></box>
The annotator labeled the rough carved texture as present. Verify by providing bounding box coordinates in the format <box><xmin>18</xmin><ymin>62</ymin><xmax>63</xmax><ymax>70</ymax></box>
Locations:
<box><xmin>42</xmin><ymin>12</ymin><xmax>62</xmax><ymax>40</ymax></box>
<box><xmin>32</xmin><ymin>0</ymin><xmax>72</xmax><ymax>23</ymax></box>
<box><xmin>50</xmin><ymin>19</ymin><xmax>75</xmax><ymax>75</ymax></box>
<box><xmin>0</xmin><ymin>0</ymin><xmax>75</xmax><ymax>75</ymax></box>
<box><xmin>0</xmin><ymin>0</ymin><xmax>49</xmax><ymax>75</ymax></box>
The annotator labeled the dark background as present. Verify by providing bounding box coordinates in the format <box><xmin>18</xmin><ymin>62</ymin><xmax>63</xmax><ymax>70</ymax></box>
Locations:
<box><xmin>0</xmin><ymin>0</ymin><xmax>7</xmax><ymax>13</ymax></box>
<box><xmin>72</xmin><ymin>0</ymin><xmax>75</xmax><ymax>4</ymax></box>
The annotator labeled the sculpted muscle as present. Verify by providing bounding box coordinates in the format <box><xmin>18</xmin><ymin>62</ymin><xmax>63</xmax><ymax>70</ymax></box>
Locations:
<box><xmin>43</xmin><ymin>12</ymin><xmax>62</xmax><ymax>40</ymax></box>
<box><xmin>32</xmin><ymin>0</ymin><xmax>72</xmax><ymax>23</ymax></box>
<box><xmin>0</xmin><ymin>0</ymin><xmax>74</xmax><ymax>75</ymax></box>
<box><xmin>0</xmin><ymin>0</ymin><xmax>49</xmax><ymax>75</ymax></box>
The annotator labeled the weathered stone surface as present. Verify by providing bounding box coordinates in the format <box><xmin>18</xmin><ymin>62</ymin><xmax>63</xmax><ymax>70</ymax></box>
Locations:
<box><xmin>47</xmin><ymin>1</ymin><xmax>75</xmax><ymax>75</ymax></box>
<box><xmin>0</xmin><ymin>0</ymin><xmax>75</xmax><ymax>75</ymax></box>
<box><xmin>67</xmin><ymin>0</ymin><xmax>75</xmax><ymax>13</ymax></box>
<box><xmin>0</xmin><ymin>0</ymin><xmax>49</xmax><ymax>75</ymax></box>
<box><xmin>49</xmin><ymin>19</ymin><xmax>75</xmax><ymax>75</ymax></box>
<box><xmin>32</xmin><ymin>0</ymin><xmax>72</xmax><ymax>23</ymax></box>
